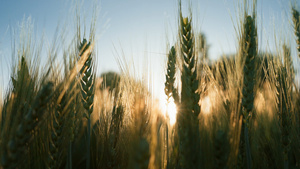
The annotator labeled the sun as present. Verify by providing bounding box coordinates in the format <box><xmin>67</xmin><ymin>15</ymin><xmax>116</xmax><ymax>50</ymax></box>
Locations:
<box><xmin>160</xmin><ymin>96</ymin><xmax>178</xmax><ymax>125</ymax></box>
<box><xmin>201</xmin><ymin>95</ymin><xmax>212</xmax><ymax>115</ymax></box>
<box><xmin>166</xmin><ymin>97</ymin><xmax>177</xmax><ymax>125</ymax></box>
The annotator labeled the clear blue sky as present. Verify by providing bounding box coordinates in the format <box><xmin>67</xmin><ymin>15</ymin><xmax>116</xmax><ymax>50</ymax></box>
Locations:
<box><xmin>1</xmin><ymin>0</ymin><xmax>300</xmax><ymax>101</ymax></box>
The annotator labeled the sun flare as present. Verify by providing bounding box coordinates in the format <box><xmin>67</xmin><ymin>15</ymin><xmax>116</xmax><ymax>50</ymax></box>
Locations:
<box><xmin>166</xmin><ymin>98</ymin><xmax>177</xmax><ymax>125</ymax></box>
<box><xmin>161</xmin><ymin>96</ymin><xmax>178</xmax><ymax>125</ymax></box>
<box><xmin>201</xmin><ymin>95</ymin><xmax>212</xmax><ymax>115</ymax></box>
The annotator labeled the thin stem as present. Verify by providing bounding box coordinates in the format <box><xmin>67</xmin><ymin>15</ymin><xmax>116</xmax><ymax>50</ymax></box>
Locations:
<box><xmin>244</xmin><ymin>126</ymin><xmax>252</xmax><ymax>169</ymax></box>
<box><xmin>86</xmin><ymin>116</ymin><xmax>91</xmax><ymax>169</ymax></box>
<box><xmin>166</xmin><ymin>121</ymin><xmax>169</xmax><ymax>169</ymax></box>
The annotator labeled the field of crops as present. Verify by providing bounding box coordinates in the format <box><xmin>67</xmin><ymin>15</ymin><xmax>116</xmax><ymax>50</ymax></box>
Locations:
<box><xmin>0</xmin><ymin>1</ymin><xmax>300</xmax><ymax>169</ymax></box>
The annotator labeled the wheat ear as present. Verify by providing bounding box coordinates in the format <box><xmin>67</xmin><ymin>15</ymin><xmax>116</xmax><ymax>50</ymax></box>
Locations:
<box><xmin>282</xmin><ymin>44</ymin><xmax>295</xmax><ymax>85</ymax></box>
<box><xmin>177</xmin><ymin>10</ymin><xmax>201</xmax><ymax>168</ymax></box>
<box><xmin>79</xmin><ymin>38</ymin><xmax>95</xmax><ymax>169</ymax></box>
<box><xmin>292</xmin><ymin>7</ymin><xmax>300</xmax><ymax>59</ymax></box>
<box><xmin>164</xmin><ymin>45</ymin><xmax>178</xmax><ymax>167</ymax></box>
<box><xmin>180</xmin><ymin>16</ymin><xmax>200</xmax><ymax>118</ymax></box>
<box><xmin>276</xmin><ymin>68</ymin><xmax>292</xmax><ymax>169</ymax></box>
<box><xmin>165</xmin><ymin>46</ymin><xmax>179</xmax><ymax>104</ymax></box>
<box><xmin>48</xmin><ymin>90</ymin><xmax>66</xmax><ymax>169</ymax></box>
<box><xmin>238</xmin><ymin>14</ymin><xmax>257</xmax><ymax>169</ymax></box>
<box><xmin>3</xmin><ymin>82</ymin><xmax>53</xmax><ymax>169</ymax></box>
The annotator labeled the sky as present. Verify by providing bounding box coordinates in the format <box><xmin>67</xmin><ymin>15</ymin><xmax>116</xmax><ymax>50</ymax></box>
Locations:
<box><xmin>1</xmin><ymin>0</ymin><xmax>300</xmax><ymax>102</ymax></box>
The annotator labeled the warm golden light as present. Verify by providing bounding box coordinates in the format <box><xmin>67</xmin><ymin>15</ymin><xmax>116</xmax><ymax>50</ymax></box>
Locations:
<box><xmin>166</xmin><ymin>97</ymin><xmax>177</xmax><ymax>125</ymax></box>
<box><xmin>160</xmin><ymin>95</ymin><xmax>177</xmax><ymax>126</ymax></box>
<box><xmin>201</xmin><ymin>95</ymin><xmax>212</xmax><ymax>115</ymax></box>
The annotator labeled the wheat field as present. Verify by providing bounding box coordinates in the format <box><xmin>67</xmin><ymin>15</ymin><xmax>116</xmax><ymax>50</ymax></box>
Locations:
<box><xmin>0</xmin><ymin>1</ymin><xmax>300</xmax><ymax>169</ymax></box>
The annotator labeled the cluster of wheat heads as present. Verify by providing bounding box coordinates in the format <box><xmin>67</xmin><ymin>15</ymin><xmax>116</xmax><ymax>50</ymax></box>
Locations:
<box><xmin>1</xmin><ymin>1</ymin><xmax>300</xmax><ymax>169</ymax></box>
<box><xmin>236</xmin><ymin>8</ymin><xmax>257</xmax><ymax>169</ymax></box>
<box><xmin>162</xmin><ymin>2</ymin><xmax>300</xmax><ymax>169</ymax></box>
<box><xmin>162</xmin><ymin>2</ymin><xmax>201</xmax><ymax>168</ymax></box>
<box><xmin>0</xmin><ymin>14</ymin><xmax>96</xmax><ymax>168</ymax></box>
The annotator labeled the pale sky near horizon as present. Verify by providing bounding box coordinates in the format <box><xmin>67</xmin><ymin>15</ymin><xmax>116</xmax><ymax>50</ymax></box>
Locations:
<box><xmin>1</xmin><ymin>0</ymin><xmax>300</xmax><ymax>102</ymax></box>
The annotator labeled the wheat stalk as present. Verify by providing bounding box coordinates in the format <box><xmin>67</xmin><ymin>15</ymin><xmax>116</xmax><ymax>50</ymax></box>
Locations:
<box><xmin>100</xmin><ymin>72</ymin><xmax>123</xmax><ymax>166</ymax></box>
<box><xmin>292</xmin><ymin>7</ymin><xmax>300</xmax><ymax>59</ymax></box>
<box><xmin>276</xmin><ymin>67</ymin><xmax>292</xmax><ymax>169</ymax></box>
<box><xmin>108</xmin><ymin>74</ymin><xmax>123</xmax><ymax>168</ymax></box>
<box><xmin>3</xmin><ymin>82</ymin><xmax>53</xmax><ymax>169</ymax></box>
<box><xmin>164</xmin><ymin>45</ymin><xmax>178</xmax><ymax>168</ymax></box>
<box><xmin>180</xmin><ymin>15</ymin><xmax>200</xmax><ymax>118</ymax></box>
<box><xmin>48</xmin><ymin>88</ymin><xmax>68</xmax><ymax>169</ymax></box>
<box><xmin>238</xmin><ymin>13</ymin><xmax>257</xmax><ymax>169</ymax></box>
<box><xmin>79</xmin><ymin>38</ymin><xmax>95</xmax><ymax>169</ymax></box>
<box><xmin>165</xmin><ymin>46</ymin><xmax>179</xmax><ymax>105</ymax></box>
<box><xmin>282</xmin><ymin>44</ymin><xmax>295</xmax><ymax>86</ymax></box>
<box><xmin>177</xmin><ymin>6</ymin><xmax>201</xmax><ymax>167</ymax></box>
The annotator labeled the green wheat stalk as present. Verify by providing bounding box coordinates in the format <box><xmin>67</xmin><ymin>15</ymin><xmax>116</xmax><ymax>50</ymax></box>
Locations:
<box><xmin>108</xmin><ymin>76</ymin><xmax>124</xmax><ymax>168</ymax></box>
<box><xmin>276</xmin><ymin>67</ymin><xmax>292</xmax><ymax>169</ymax></box>
<box><xmin>164</xmin><ymin>45</ymin><xmax>178</xmax><ymax>168</ymax></box>
<box><xmin>177</xmin><ymin>5</ymin><xmax>201</xmax><ymax>168</ymax></box>
<box><xmin>165</xmin><ymin>46</ymin><xmax>179</xmax><ymax>105</ymax></box>
<box><xmin>48</xmin><ymin>87</ymin><xmax>69</xmax><ymax>169</ymax></box>
<box><xmin>282</xmin><ymin>44</ymin><xmax>295</xmax><ymax>86</ymax></box>
<box><xmin>238</xmin><ymin>14</ymin><xmax>257</xmax><ymax>169</ymax></box>
<box><xmin>292</xmin><ymin>6</ymin><xmax>300</xmax><ymax>59</ymax></box>
<box><xmin>180</xmin><ymin>15</ymin><xmax>200</xmax><ymax>118</ymax></box>
<box><xmin>3</xmin><ymin>82</ymin><xmax>53</xmax><ymax>169</ymax></box>
<box><xmin>198</xmin><ymin>32</ymin><xmax>208</xmax><ymax>73</ymax></box>
<box><xmin>79</xmin><ymin>38</ymin><xmax>95</xmax><ymax>169</ymax></box>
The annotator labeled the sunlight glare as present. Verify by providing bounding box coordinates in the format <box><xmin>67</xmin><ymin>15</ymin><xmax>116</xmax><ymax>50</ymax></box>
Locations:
<box><xmin>166</xmin><ymin>97</ymin><xmax>177</xmax><ymax>125</ymax></box>
<box><xmin>201</xmin><ymin>95</ymin><xmax>211</xmax><ymax>115</ymax></box>
<box><xmin>160</xmin><ymin>95</ymin><xmax>178</xmax><ymax>126</ymax></box>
